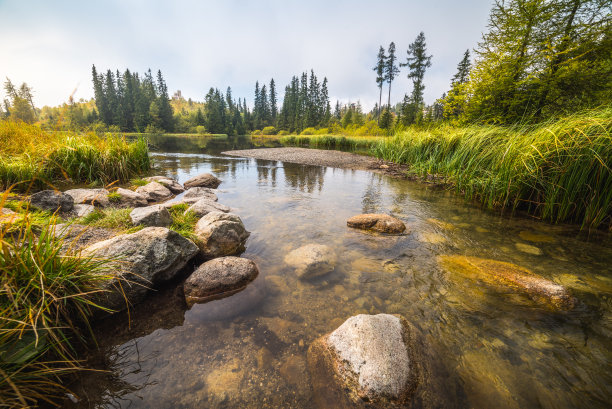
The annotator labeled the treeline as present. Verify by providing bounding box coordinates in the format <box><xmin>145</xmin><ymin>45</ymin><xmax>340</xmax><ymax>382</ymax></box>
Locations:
<box><xmin>91</xmin><ymin>66</ymin><xmax>174</xmax><ymax>132</ymax></box>
<box><xmin>1</xmin><ymin>79</ymin><xmax>38</xmax><ymax>123</ymax></box>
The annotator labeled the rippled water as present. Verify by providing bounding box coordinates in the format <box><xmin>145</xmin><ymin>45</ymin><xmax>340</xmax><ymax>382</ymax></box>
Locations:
<box><xmin>67</xmin><ymin>135</ymin><xmax>612</xmax><ymax>409</ymax></box>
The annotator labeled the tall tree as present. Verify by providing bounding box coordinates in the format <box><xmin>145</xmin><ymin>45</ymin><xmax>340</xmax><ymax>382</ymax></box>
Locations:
<box><xmin>384</xmin><ymin>42</ymin><xmax>400</xmax><ymax>108</ymax></box>
<box><xmin>451</xmin><ymin>49</ymin><xmax>471</xmax><ymax>86</ymax></box>
<box><xmin>373</xmin><ymin>46</ymin><xmax>386</xmax><ymax>122</ymax></box>
<box><xmin>401</xmin><ymin>31</ymin><xmax>433</xmax><ymax>113</ymax></box>
<box><xmin>269</xmin><ymin>78</ymin><xmax>277</xmax><ymax>125</ymax></box>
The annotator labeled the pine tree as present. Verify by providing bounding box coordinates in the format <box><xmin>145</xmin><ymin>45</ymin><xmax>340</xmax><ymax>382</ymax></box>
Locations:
<box><xmin>253</xmin><ymin>81</ymin><xmax>261</xmax><ymax>129</ymax></box>
<box><xmin>321</xmin><ymin>77</ymin><xmax>331</xmax><ymax>126</ymax></box>
<box><xmin>400</xmin><ymin>31</ymin><xmax>433</xmax><ymax>122</ymax></box>
<box><xmin>373</xmin><ymin>46</ymin><xmax>386</xmax><ymax>122</ymax></box>
<box><xmin>269</xmin><ymin>79</ymin><xmax>277</xmax><ymax>125</ymax></box>
<box><xmin>451</xmin><ymin>49</ymin><xmax>471</xmax><ymax>86</ymax></box>
<box><xmin>384</xmin><ymin>42</ymin><xmax>400</xmax><ymax>108</ymax></box>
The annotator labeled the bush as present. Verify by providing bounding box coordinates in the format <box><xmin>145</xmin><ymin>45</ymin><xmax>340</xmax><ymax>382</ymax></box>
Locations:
<box><xmin>262</xmin><ymin>126</ymin><xmax>277</xmax><ymax>135</ymax></box>
<box><xmin>278</xmin><ymin>130</ymin><xmax>290</xmax><ymax>136</ymax></box>
<box><xmin>300</xmin><ymin>127</ymin><xmax>316</xmax><ymax>135</ymax></box>
<box><xmin>196</xmin><ymin>125</ymin><xmax>207</xmax><ymax>135</ymax></box>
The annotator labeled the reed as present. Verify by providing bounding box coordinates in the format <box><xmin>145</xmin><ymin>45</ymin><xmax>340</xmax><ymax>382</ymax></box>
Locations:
<box><xmin>373</xmin><ymin>108</ymin><xmax>612</xmax><ymax>229</ymax></box>
<box><xmin>279</xmin><ymin>134</ymin><xmax>380</xmax><ymax>152</ymax></box>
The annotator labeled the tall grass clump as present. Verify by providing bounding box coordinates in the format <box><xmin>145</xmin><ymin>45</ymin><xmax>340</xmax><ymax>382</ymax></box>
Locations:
<box><xmin>0</xmin><ymin>120</ymin><xmax>150</xmax><ymax>190</ymax></box>
<box><xmin>374</xmin><ymin>108</ymin><xmax>612</xmax><ymax>229</ymax></box>
<box><xmin>0</xmin><ymin>192</ymin><xmax>115</xmax><ymax>406</ymax></box>
<box><xmin>279</xmin><ymin>134</ymin><xmax>380</xmax><ymax>153</ymax></box>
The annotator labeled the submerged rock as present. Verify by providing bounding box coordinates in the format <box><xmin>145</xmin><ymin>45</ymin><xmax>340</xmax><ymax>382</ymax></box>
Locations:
<box><xmin>30</xmin><ymin>190</ymin><xmax>73</xmax><ymax>212</ymax></box>
<box><xmin>284</xmin><ymin>244</ymin><xmax>337</xmax><ymax>279</ymax></box>
<box><xmin>84</xmin><ymin>227</ymin><xmax>199</xmax><ymax>312</ymax></box>
<box><xmin>144</xmin><ymin>176</ymin><xmax>185</xmax><ymax>194</ymax></box>
<box><xmin>136</xmin><ymin>181</ymin><xmax>173</xmax><ymax>202</ymax></box>
<box><xmin>194</xmin><ymin>212</ymin><xmax>250</xmax><ymax>258</ymax></box>
<box><xmin>65</xmin><ymin>188</ymin><xmax>110</xmax><ymax>208</ymax></box>
<box><xmin>183</xmin><ymin>172</ymin><xmax>221</xmax><ymax>189</ymax></box>
<box><xmin>183</xmin><ymin>256</ymin><xmax>259</xmax><ymax>306</ymax></box>
<box><xmin>115</xmin><ymin>187</ymin><xmax>148</xmax><ymax>208</ymax></box>
<box><xmin>515</xmin><ymin>242</ymin><xmax>543</xmax><ymax>255</ymax></box>
<box><xmin>186</xmin><ymin>198</ymin><xmax>230</xmax><ymax>217</ymax></box>
<box><xmin>307</xmin><ymin>314</ymin><xmax>421</xmax><ymax>408</ymax></box>
<box><xmin>518</xmin><ymin>230</ymin><xmax>555</xmax><ymax>243</ymax></box>
<box><xmin>130</xmin><ymin>205</ymin><xmax>171</xmax><ymax>227</ymax></box>
<box><xmin>347</xmin><ymin>214</ymin><xmax>406</xmax><ymax>234</ymax></box>
<box><xmin>438</xmin><ymin>255</ymin><xmax>576</xmax><ymax>310</ymax></box>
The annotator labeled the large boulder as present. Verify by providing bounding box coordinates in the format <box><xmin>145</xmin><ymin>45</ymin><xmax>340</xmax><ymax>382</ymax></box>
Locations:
<box><xmin>186</xmin><ymin>198</ymin><xmax>230</xmax><ymax>217</ymax></box>
<box><xmin>115</xmin><ymin>188</ymin><xmax>148</xmax><ymax>208</ymax></box>
<box><xmin>347</xmin><ymin>214</ymin><xmax>406</xmax><ymax>234</ymax></box>
<box><xmin>135</xmin><ymin>182</ymin><xmax>173</xmax><ymax>202</ymax></box>
<box><xmin>438</xmin><ymin>255</ymin><xmax>576</xmax><ymax>310</ymax></box>
<box><xmin>308</xmin><ymin>314</ymin><xmax>422</xmax><ymax>408</ymax></box>
<box><xmin>84</xmin><ymin>227</ymin><xmax>199</xmax><ymax>311</ymax></box>
<box><xmin>144</xmin><ymin>176</ymin><xmax>185</xmax><ymax>194</ymax></box>
<box><xmin>30</xmin><ymin>190</ymin><xmax>73</xmax><ymax>213</ymax></box>
<box><xmin>130</xmin><ymin>205</ymin><xmax>171</xmax><ymax>227</ymax></box>
<box><xmin>53</xmin><ymin>224</ymin><xmax>115</xmax><ymax>253</ymax></box>
<box><xmin>65</xmin><ymin>188</ymin><xmax>110</xmax><ymax>208</ymax></box>
<box><xmin>183</xmin><ymin>187</ymin><xmax>218</xmax><ymax>202</ymax></box>
<box><xmin>284</xmin><ymin>244</ymin><xmax>337</xmax><ymax>279</ymax></box>
<box><xmin>183</xmin><ymin>257</ymin><xmax>259</xmax><ymax>306</ymax></box>
<box><xmin>194</xmin><ymin>212</ymin><xmax>250</xmax><ymax>258</ymax></box>
<box><xmin>183</xmin><ymin>173</ymin><xmax>221</xmax><ymax>189</ymax></box>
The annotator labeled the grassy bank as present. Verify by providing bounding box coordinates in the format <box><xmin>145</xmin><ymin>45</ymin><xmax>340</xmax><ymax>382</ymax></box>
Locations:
<box><xmin>0</xmin><ymin>204</ymin><xmax>114</xmax><ymax>407</ymax></box>
<box><xmin>373</xmin><ymin>108</ymin><xmax>612</xmax><ymax>229</ymax></box>
<box><xmin>0</xmin><ymin>120</ymin><xmax>150</xmax><ymax>190</ymax></box>
<box><xmin>278</xmin><ymin>134</ymin><xmax>381</xmax><ymax>152</ymax></box>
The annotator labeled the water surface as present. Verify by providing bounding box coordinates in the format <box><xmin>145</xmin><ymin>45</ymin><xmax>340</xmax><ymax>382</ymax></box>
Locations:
<box><xmin>68</xmin><ymin>134</ymin><xmax>612</xmax><ymax>409</ymax></box>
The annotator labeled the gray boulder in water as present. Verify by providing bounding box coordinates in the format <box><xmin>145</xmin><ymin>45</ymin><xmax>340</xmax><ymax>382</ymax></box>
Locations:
<box><xmin>194</xmin><ymin>212</ymin><xmax>250</xmax><ymax>258</ymax></box>
<box><xmin>183</xmin><ymin>172</ymin><xmax>221</xmax><ymax>189</ymax></box>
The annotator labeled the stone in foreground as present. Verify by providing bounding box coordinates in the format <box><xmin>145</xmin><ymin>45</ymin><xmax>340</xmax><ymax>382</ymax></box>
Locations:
<box><xmin>30</xmin><ymin>190</ymin><xmax>74</xmax><ymax>212</ymax></box>
<box><xmin>136</xmin><ymin>182</ymin><xmax>173</xmax><ymax>202</ymax></box>
<box><xmin>307</xmin><ymin>314</ymin><xmax>421</xmax><ymax>408</ymax></box>
<box><xmin>115</xmin><ymin>188</ymin><xmax>148</xmax><ymax>208</ymax></box>
<box><xmin>194</xmin><ymin>211</ymin><xmax>250</xmax><ymax>258</ymax></box>
<box><xmin>130</xmin><ymin>205</ymin><xmax>171</xmax><ymax>227</ymax></box>
<box><xmin>284</xmin><ymin>244</ymin><xmax>337</xmax><ymax>279</ymax></box>
<box><xmin>84</xmin><ymin>227</ymin><xmax>199</xmax><ymax>312</ymax></box>
<box><xmin>72</xmin><ymin>204</ymin><xmax>96</xmax><ymax>218</ymax></box>
<box><xmin>144</xmin><ymin>176</ymin><xmax>185</xmax><ymax>194</ymax></box>
<box><xmin>183</xmin><ymin>172</ymin><xmax>221</xmax><ymax>189</ymax></box>
<box><xmin>438</xmin><ymin>255</ymin><xmax>576</xmax><ymax>310</ymax></box>
<box><xmin>183</xmin><ymin>257</ymin><xmax>259</xmax><ymax>306</ymax></box>
<box><xmin>347</xmin><ymin>214</ymin><xmax>406</xmax><ymax>234</ymax></box>
<box><xmin>186</xmin><ymin>198</ymin><xmax>230</xmax><ymax>217</ymax></box>
<box><xmin>65</xmin><ymin>188</ymin><xmax>110</xmax><ymax>207</ymax></box>
<box><xmin>183</xmin><ymin>187</ymin><xmax>218</xmax><ymax>202</ymax></box>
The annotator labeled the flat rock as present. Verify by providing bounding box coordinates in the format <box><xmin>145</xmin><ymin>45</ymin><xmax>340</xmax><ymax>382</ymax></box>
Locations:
<box><xmin>65</xmin><ymin>188</ymin><xmax>110</xmax><ymax>208</ymax></box>
<box><xmin>115</xmin><ymin>188</ymin><xmax>148</xmax><ymax>208</ymax></box>
<box><xmin>438</xmin><ymin>255</ymin><xmax>576</xmax><ymax>310</ymax></box>
<box><xmin>84</xmin><ymin>227</ymin><xmax>199</xmax><ymax>312</ymax></box>
<box><xmin>135</xmin><ymin>181</ymin><xmax>173</xmax><ymax>202</ymax></box>
<box><xmin>52</xmin><ymin>224</ymin><xmax>114</xmax><ymax>253</ymax></box>
<box><xmin>183</xmin><ymin>173</ymin><xmax>221</xmax><ymax>189</ymax></box>
<box><xmin>183</xmin><ymin>257</ymin><xmax>259</xmax><ymax>306</ymax></box>
<box><xmin>194</xmin><ymin>212</ymin><xmax>250</xmax><ymax>258</ymax></box>
<box><xmin>130</xmin><ymin>205</ymin><xmax>171</xmax><ymax>227</ymax></box>
<box><xmin>308</xmin><ymin>314</ymin><xmax>422</xmax><ymax>407</ymax></box>
<box><xmin>183</xmin><ymin>187</ymin><xmax>218</xmax><ymax>202</ymax></box>
<box><xmin>30</xmin><ymin>190</ymin><xmax>73</xmax><ymax>212</ymax></box>
<box><xmin>72</xmin><ymin>204</ymin><xmax>96</xmax><ymax>218</ymax></box>
<box><xmin>347</xmin><ymin>214</ymin><xmax>406</xmax><ymax>234</ymax></box>
<box><xmin>144</xmin><ymin>176</ymin><xmax>185</xmax><ymax>194</ymax></box>
<box><xmin>284</xmin><ymin>244</ymin><xmax>337</xmax><ymax>279</ymax></box>
<box><xmin>186</xmin><ymin>198</ymin><xmax>230</xmax><ymax>217</ymax></box>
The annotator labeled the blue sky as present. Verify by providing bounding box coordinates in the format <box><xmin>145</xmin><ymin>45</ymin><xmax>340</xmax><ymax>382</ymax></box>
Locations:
<box><xmin>0</xmin><ymin>0</ymin><xmax>492</xmax><ymax>110</ymax></box>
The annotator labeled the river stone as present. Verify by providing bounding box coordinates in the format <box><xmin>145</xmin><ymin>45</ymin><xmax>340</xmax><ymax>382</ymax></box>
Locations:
<box><xmin>136</xmin><ymin>181</ymin><xmax>173</xmax><ymax>202</ymax></box>
<box><xmin>115</xmin><ymin>188</ymin><xmax>148</xmax><ymax>208</ymax></box>
<box><xmin>347</xmin><ymin>214</ymin><xmax>406</xmax><ymax>234</ymax></box>
<box><xmin>144</xmin><ymin>176</ymin><xmax>185</xmax><ymax>194</ymax></box>
<box><xmin>186</xmin><ymin>198</ymin><xmax>230</xmax><ymax>217</ymax></box>
<box><xmin>29</xmin><ymin>190</ymin><xmax>74</xmax><ymax>212</ymax></box>
<box><xmin>183</xmin><ymin>187</ymin><xmax>218</xmax><ymax>202</ymax></box>
<box><xmin>284</xmin><ymin>244</ymin><xmax>337</xmax><ymax>279</ymax></box>
<box><xmin>515</xmin><ymin>242</ymin><xmax>543</xmax><ymax>255</ymax></box>
<box><xmin>53</xmin><ymin>223</ymin><xmax>114</xmax><ymax>253</ymax></box>
<box><xmin>0</xmin><ymin>208</ymin><xmax>15</xmax><ymax>216</ymax></box>
<box><xmin>183</xmin><ymin>257</ymin><xmax>259</xmax><ymax>305</ymax></box>
<box><xmin>308</xmin><ymin>314</ymin><xmax>420</xmax><ymax>407</ymax></box>
<box><xmin>130</xmin><ymin>205</ymin><xmax>171</xmax><ymax>227</ymax></box>
<box><xmin>72</xmin><ymin>204</ymin><xmax>95</xmax><ymax>218</ymax></box>
<box><xmin>65</xmin><ymin>188</ymin><xmax>110</xmax><ymax>208</ymax></box>
<box><xmin>194</xmin><ymin>212</ymin><xmax>250</xmax><ymax>257</ymax></box>
<box><xmin>84</xmin><ymin>227</ymin><xmax>199</xmax><ymax>312</ymax></box>
<box><xmin>438</xmin><ymin>255</ymin><xmax>576</xmax><ymax>310</ymax></box>
<box><xmin>183</xmin><ymin>172</ymin><xmax>221</xmax><ymax>189</ymax></box>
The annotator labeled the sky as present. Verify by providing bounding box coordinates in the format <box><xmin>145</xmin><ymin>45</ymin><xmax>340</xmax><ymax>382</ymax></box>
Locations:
<box><xmin>0</xmin><ymin>0</ymin><xmax>492</xmax><ymax>111</ymax></box>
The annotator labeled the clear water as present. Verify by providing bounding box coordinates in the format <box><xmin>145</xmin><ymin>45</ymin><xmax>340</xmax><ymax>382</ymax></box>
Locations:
<box><xmin>67</xmin><ymin>135</ymin><xmax>612</xmax><ymax>409</ymax></box>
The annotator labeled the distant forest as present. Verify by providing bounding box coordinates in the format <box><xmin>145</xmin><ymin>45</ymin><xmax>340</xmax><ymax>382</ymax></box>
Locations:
<box><xmin>2</xmin><ymin>0</ymin><xmax>609</xmax><ymax>134</ymax></box>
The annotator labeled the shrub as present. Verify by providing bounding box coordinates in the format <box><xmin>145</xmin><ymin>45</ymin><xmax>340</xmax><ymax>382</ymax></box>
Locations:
<box><xmin>278</xmin><ymin>130</ymin><xmax>290</xmax><ymax>136</ymax></box>
<box><xmin>300</xmin><ymin>127</ymin><xmax>316</xmax><ymax>135</ymax></box>
<box><xmin>261</xmin><ymin>126</ymin><xmax>277</xmax><ymax>135</ymax></box>
<box><xmin>196</xmin><ymin>125</ymin><xmax>207</xmax><ymax>135</ymax></box>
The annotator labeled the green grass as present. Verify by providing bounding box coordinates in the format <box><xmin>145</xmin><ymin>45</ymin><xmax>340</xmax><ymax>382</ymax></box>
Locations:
<box><xmin>130</xmin><ymin>178</ymin><xmax>148</xmax><ymax>187</ymax></box>
<box><xmin>0</xmin><ymin>196</ymin><xmax>116</xmax><ymax>407</ymax></box>
<box><xmin>168</xmin><ymin>203</ymin><xmax>200</xmax><ymax>243</ymax></box>
<box><xmin>107</xmin><ymin>191</ymin><xmax>121</xmax><ymax>203</ymax></box>
<box><xmin>0</xmin><ymin>120</ymin><xmax>151</xmax><ymax>190</ymax></box>
<box><xmin>278</xmin><ymin>134</ymin><xmax>381</xmax><ymax>152</ymax></box>
<box><xmin>77</xmin><ymin>208</ymin><xmax>138</xmax><ymax>232</ymax></box>
<box><xmin>373</xmin><ymin>108</ymin><xmax>612</xmax><ymax>229</ymax></box>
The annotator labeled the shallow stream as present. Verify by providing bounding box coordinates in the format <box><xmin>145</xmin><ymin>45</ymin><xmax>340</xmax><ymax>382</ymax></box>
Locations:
<box><xmin>67</xmin><ymin>134</ymin><xmax>612</xmax><ymax>409</ymax></box>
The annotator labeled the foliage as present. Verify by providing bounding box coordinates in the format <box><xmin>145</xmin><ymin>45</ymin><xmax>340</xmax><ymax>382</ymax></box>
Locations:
<box><xmin>77</xmin><ymin>208</ymin><xmax>136</xmax><ymax>232</ymax></box>
<box><xmin>374</xmin><ymin>108</ymin><xmax>612</xmax><ymax>229</ymax></box>
<box><xmin>261</xmin><ymin>126</ymin><xmax>277</xmax><ymax>135</ymax></box>
<box><xmin>400</xmin><ymin>32</ymin><xmax>433</xmax><ymax>125</ymax></box>
<box><xmin>168</xmin><ymin>204</ymin><xmax>200</xmax><ymax>243</ymax></box>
